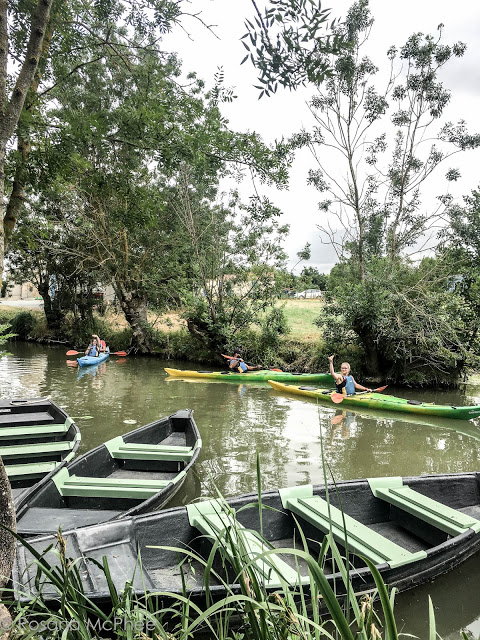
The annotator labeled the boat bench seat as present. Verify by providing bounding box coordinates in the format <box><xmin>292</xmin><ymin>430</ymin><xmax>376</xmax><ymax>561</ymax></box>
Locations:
<box><xmin>280</xmin><ymin>485</ymin><xmax>427</xmax><ymax>569</ymax></box>
<box><xmin>187</xmin><ymin>501</ymin><xmax>300</xmax><ymax>587</ymax></box>
<box><xmin>105</xmin><ymin>436</ymin><xmax>194</xmax><ymax>462</ymax></box>
<box><xmin>368</xmin><ymin>477</ymin><xmax>480</xmax><ymax>537</ymax></box>
<box><xmin>53</xmin><ymin>469</ymin><xmax>176</xmax><ymax>499</ymax></box>
<box><xmin>6</xmin><ymin>461</ymin><xmax>58</xmax><ymax>479</ymax></box>
<box><xmin>0</xmin><ymin>424</ymin><xmax>68</xmax><ymax>440</ymax></box>
<box><xmin>0</xmin><ymin>440</ymin><xmax>74</xmax><ymax>459</ymax></box>
<box><xmin>0</xmin><ymin>411</ymin><xmax>55</xmax><ymax>426</ymax></box>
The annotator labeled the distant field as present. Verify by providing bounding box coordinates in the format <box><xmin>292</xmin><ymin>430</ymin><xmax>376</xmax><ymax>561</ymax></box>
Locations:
<box><xmin>279</xmin><ymin>299</ymin><xmax>323</xmax><ymax>343</ymax></box>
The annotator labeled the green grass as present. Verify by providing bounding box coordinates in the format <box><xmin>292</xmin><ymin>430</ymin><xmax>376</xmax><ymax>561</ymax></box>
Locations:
<box><xmin>279</xmin><ymin>299</ymin><xmax>323</xmax><ymax>343</ymax></box>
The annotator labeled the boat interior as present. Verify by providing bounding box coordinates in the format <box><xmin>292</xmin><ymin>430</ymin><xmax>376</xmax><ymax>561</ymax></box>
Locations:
<box><xmin>15</xmin><ymin>411</ymin><xmax>200</xmax><ymax>535</ymax></box>
<box><xmin>0</xmin><ymin>398</ymin><xmax>79</xmax><ymax>497</ymax></box>
<box><xmin>15</xmin><ymin>473</ymin><xmax>480</xmax><ymax>602</ymax></box>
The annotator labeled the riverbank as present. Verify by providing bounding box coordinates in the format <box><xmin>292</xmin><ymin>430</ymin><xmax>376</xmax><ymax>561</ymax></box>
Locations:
<box><xmin>0</xmin><ymin>300</ymin><xmax>327</xmax><ymax>372</ymax></box>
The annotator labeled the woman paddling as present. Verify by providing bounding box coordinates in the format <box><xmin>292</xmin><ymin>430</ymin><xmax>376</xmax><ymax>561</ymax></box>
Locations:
<box><xmin>328</xmin><ymin>354</ymin><xmax>372</xmax><ymax>396</ymax></box>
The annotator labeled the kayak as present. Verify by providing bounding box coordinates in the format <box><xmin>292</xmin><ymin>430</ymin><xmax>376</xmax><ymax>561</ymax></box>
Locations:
<box><xmin>165</xmin><ymin>367</ymin><xmax>335</xmax><ymax>384</ymax></box>
<box><xmin>268</xmin><ymin>381</ymin><xmax>480</xmax><ymax>420</ymax></box>
<box><xmin>77</xmin><ymin>351</ymin><xmax>110</xmax><ymax>367</ymax></box>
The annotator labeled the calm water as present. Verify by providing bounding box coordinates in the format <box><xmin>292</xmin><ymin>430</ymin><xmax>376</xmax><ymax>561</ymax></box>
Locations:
<box><xmin>2</xmin><ymin>341</ymin><xmax>480</xmax><ymax>637</ymax></box>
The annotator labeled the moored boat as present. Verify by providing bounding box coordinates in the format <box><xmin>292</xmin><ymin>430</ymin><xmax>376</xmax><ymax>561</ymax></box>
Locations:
<box><xmin>14</xmin><ymin>409</ymin><xmax>201</xmax><ymax>537</ymax></box>
<box><xmin>268</xmin><ymin>381</ymin><xmax>480</xmax><ymax>420</ymax></box>
<box><xmin>13</xmin><ymin>471</ymin><xmax>480</xmax><ymax>607</ymax></box>
<box><xmin>165</xmin><ymin>367</ymin><xmax>334</xmax><ymax>384</ymax></box>
<box><xmin>0</xmin><ymin>397</ymin><xmax>80</xmax><ymax>499</ymax></box>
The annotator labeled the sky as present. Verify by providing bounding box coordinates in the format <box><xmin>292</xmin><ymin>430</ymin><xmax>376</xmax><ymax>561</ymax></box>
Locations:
<box><xmin>166</xmin><ymin>0</ymin><xmax>480</xmax><ymax>273</ymax></box>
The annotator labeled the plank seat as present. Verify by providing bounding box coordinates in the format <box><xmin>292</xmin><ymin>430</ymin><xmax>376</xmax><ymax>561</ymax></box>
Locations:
<box><xmin>0</xmin><ymin>412</ymin><xmax>55</xmax><ymax>426</ymax></box>
<box><xmin>0</xmin><ymin>424</ymin><xmax>68</xmax><ymax>439</ymax></box>
<box><xmin>53</xmin><ymin>468</ymin><xmax>174</xmax><ymax>499</ymax></box>
<box><xmin>280</xmin><ymin>485</ymin><xmax>426</xmax><ymax>569</ymax></box>
<box><xmin>0</xmin><ymin>440</ymin><xmax>74</xmax><ymax>459</ymax></box>
<box><xmin>368</xmin><ymin>477</ymin><xmax>480</xmax><ymax>537</ymax></box>
<box><xmin>187</xmin><ymin>501</ymin><xmax>299</xmax><ymax>587</ymax></box>
<box><xmin>6</xmin><ymin>461</ymin><xmax>58</xmax><ymax>479</ymax></box>
<box><xmin>105</xmin><ymin>436</ymin><xmax>194</xmax><ymax>462</ymax></box>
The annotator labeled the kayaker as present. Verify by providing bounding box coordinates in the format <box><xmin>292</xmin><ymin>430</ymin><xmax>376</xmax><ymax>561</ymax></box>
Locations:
<box><xmin>93</xmin><ymin>334</ymin><xmax>106</xmax><ymax>352</ymax></box>
<box><xmin>225</xmin><ymin>352</ymin><xmax>262</xmax><ymax>373</ymax></box>
<box><xmin>85</xmin><ymin>337</ymin><xmax>100</xmax><ymax>357</ymax></box>
<box><xmin>328</xmin><ymin>355</ymin><xmax>372</xmax><ymax>395</ymax></box>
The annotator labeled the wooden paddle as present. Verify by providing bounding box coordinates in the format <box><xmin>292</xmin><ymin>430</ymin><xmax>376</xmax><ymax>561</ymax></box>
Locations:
<box><xmin>331</xmin><ymin>385</ymin><xmax>388</xmax><ymax>404</ymax></box>
<box><xmin>66</xmin><ymin>349</ymin><xmax>128</xmax><ymax>356</ymax></box>
<box><xmin>221</xmin><ymin>353</ymin><xmax>282</xmax><ymax>372</ymax></box>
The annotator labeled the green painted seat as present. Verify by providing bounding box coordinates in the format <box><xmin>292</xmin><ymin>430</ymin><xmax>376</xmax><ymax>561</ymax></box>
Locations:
<box><xmin>280</xmin><ymin>485</ymin><xmax>426</xmax><ymax>569</ymax></box>
<box><xmin>0</xmin><ymin>424</ymin><xmax>68</xmax><ymax>439</ymax></box>
<box><xmin>105</xmin><ymin>436</ymin><xmax>195</xmax><ymax>462</ymax></box>
<box><xmin>368</xmin><ymin>477</ymin><xmax>480</xmax><ymax>537</ymax></box>
<box><xmin>6</xmin><ymin>461</ymin><xmax>58</xmax><ymax>479</ymax></box>
<box><xmin>187</xmin><ymin>501</ymin><xmax>300</xmax><ymax>587</ymax></box>
<box><xmin>52</xmin><ymin>468</ymin><xmax>182</xmax><ymax>500</ymax></box>
<box><xmin>0</xmin><ymin>440</ymin><xmax>74</xmax><ymax>459</ymax></box>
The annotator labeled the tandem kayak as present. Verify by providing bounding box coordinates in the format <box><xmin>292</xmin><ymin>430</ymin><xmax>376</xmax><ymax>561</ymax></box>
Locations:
<box><xmin>77</xmin><ymin>351</ymin><xmax>110</xmax><ymax>367</ymax></box>
<box><xmin>268</xmin><ymin>381</ymin><xmax>480</xmax><ymax>420</ymax></box>
<box><xmin>165</xmin><ymin>367</ymin><xmax>335</xmax><ymax>384</ymax></box>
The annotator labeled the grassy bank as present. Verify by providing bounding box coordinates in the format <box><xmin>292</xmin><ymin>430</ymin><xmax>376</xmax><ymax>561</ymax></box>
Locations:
<box><xmin>0</xmin><ymin>300</ymin><xmax>325</xmax><ymax>371</ymax></box>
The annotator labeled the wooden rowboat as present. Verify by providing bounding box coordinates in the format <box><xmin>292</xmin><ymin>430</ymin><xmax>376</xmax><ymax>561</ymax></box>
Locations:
<box><xmin>13</xmin><ymin>471</ymin><xmax>480</xmax><ymax>607</ymax></box>
<box><xmin>0</xmin><ymin>397</ymin><xmax>80</xmax><ymax>499</ymax></box>
<box><xmin>14</xmin><ymin>409</ymin><xmax>201</xmax><ymax>537</ymax></box>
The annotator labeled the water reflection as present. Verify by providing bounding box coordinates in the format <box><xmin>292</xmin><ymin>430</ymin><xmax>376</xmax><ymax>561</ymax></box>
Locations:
<box><xmin>1</xmin><ymin>341</ymin><xmax>480</xmax><ymax>636</ymax></box>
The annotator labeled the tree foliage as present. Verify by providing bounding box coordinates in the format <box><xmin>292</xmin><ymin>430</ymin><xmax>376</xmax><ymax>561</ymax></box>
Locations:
<box><xmin>242</xmin><ymin>0</ymin><xmax>347</xmax><ymax>97</ymax></box>
<box><xmin>287</xmin><ymin>0</ymin><xmax>480</xmax><ymax>381</ymax></box>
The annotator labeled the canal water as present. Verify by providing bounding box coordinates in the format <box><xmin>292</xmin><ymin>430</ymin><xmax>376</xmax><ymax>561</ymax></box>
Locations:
<box><xmin>1</xmin><ymin>341</ymin><xmax>480</xmax><ymax>638</ymax></box>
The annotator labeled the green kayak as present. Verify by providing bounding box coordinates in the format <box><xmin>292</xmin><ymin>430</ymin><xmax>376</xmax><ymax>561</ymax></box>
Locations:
<box><xmin>165</xmin><ymin>368</ymin><xmax>335</xmax><ymax>384</ymax></box>
<box><xmin>268</xmin><ymin>381</ymin><xmax>480</xmax><ymax>420</ymax></box>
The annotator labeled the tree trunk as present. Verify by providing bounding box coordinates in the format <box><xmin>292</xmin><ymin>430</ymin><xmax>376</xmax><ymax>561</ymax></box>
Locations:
<box><xmin>0</xmin><ymin>457</ymin><xmax>15</xmax><ymax>591</ymax></box>
<box><xmin>117</xmin><ymin>288</ymin><xmax>152</xmax><ymax>353</ymax></box>
<box><xmin>37</xmin><ymin>281</ymin><xmax>65</xmax><ymax>330</ymax></box>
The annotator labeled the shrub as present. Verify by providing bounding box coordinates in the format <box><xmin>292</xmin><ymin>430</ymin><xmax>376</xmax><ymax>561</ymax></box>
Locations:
<box><xmin>9</xmin><ymin>311</ymin><xmax>37</xmax><ymax>339</ymax></box>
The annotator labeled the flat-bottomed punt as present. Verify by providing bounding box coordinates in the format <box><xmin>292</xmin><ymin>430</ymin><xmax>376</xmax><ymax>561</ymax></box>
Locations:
<box><xmin>268</xmin><ymin>381</ymin><xmax>480</xmax><ymax>420</ymax></box>
<box><xmin>14</xmin><ymin>409</ymin><xmax>201</xmax><ymax>537</ymax></box>
<box><xmin>0</xmin><ymin>397</ymin><xmax>80</xmax><ymax>500</ymax></box>
<box><xmin>13</xmin><ymin>472</ymin><xmax>480</xmax><ymax>607</ymax></box>
<box><xmin>165</xmin><ymin>368</ymin><xmax>334</xmax><ymax>384</ymax></box>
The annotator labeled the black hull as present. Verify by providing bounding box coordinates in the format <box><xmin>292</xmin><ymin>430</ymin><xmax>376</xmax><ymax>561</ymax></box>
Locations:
<box><xmin>14</xmin><ymin>409</ymin><xmax>201</xmax><ymax>536</ymax></box>
<box><xmin>13</xmin><ymin>472</ymin><xmax>480</xmax><ymax>609</ymax></box>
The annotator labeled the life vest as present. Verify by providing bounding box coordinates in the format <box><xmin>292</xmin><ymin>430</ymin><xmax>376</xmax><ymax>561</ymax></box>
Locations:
<box><xmin>336</xmin><ymin>375</ymin><xmax>355</xmax><ymax>395</ymax></box>
<box><xmin>87</xmin><ymin>345</ymin><xmax>98</xmax><ymax>357</ymax></box>
<box><xmin>100</xmin><ymin>340</ymin><xmax>106</xmax><ymax>351</ymax></box>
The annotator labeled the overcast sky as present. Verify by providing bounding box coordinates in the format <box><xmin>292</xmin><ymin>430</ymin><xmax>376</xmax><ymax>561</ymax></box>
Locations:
<box><xmin>166</xmin><ymin>0</ymin><xmax>480</xmax><ymax>272</ymax></box>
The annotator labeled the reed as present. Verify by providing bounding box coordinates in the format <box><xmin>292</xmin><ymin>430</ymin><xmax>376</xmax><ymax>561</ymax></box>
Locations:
<box><xmin>4</xmin><ymin>464</ymin><xmax>444</xmax><ymax>639</ymax></box>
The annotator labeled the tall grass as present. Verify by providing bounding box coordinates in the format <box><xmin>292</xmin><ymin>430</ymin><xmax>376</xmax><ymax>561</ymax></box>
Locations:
<box><xmin>4</xmin><ymin>464</ymin><xmax>447</xmax><ymax>639</ymax></box>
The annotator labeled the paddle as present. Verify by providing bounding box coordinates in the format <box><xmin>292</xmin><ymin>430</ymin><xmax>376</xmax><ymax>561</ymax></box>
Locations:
<box><xmin>331</xmin><ymin>385</ymin><xmax>388</xmax><ymax>404</ymax></box>
<box><xmin>221</xmin><ymin>353</ymin><xmax>282</xmax><ymax>372</ymax></box>
<box><xmin>66</xmin><ymin>349</ymin><xmax>128</xmax><ymax>356</ymax></box>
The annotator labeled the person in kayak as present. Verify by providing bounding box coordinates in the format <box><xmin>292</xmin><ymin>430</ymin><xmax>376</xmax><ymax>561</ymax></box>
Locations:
<box><xmin>225</xmin><ymin>352</ymin><xmax>262</xmax><ymax>373</ymax></box>
<box><xmin>328</xmin><ymin>355</ymin><xmax>372</xmax><ymax>395</ymax></box>
<box><xmin>93</xmin><ymin>334</ymin><xmax>106</xmax><ymax>352</ymax></box>
<box><xmin>85</xmin><ymin>337</ymin><xmax>100</xmax><ymax>357</ymax></box>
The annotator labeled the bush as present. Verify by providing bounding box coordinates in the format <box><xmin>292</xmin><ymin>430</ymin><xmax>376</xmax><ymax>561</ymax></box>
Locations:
<box><xmin>9</xmin><ymin>311</ymin><xmax>37</xmax><ymax>339</ymax></box>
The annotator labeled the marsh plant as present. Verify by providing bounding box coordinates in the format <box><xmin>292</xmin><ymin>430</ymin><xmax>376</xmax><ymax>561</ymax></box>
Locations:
<box><xmin>4</xmin><ymin>468</ymin><xmax>449</xmax><ymax>640</ymax></box>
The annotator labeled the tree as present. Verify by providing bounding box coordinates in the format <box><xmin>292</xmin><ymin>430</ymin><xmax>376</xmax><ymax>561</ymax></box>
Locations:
<box><xmin>173</xmin><ymin>173</ymin><xmax>289</xmax><ymax>355</ymax></box>
<box><xmin>290</xmin><ymin>0</ymin><xmax>480</xmax><ymax>380</ymax></box>
<box><xmin>440</xmin><ymin>188</ymin><xmax>480</xmax><ymax>361</ymax></box>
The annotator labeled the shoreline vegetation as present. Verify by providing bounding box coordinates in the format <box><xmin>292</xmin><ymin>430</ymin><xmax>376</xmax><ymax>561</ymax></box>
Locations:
<box><xmin>1</xmin><ymin>299</ymin><xmax>479</xmax><ymax>386</ymax></box>
<box><xmin>0</xmin><ymin>299</ymin><xmax>330</xmax><ymax>374</ymax></box>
